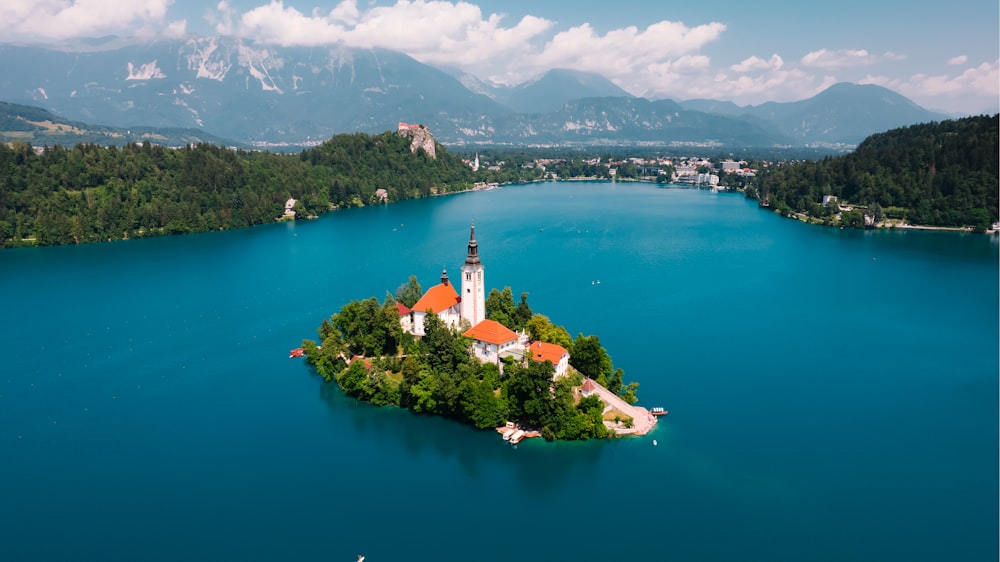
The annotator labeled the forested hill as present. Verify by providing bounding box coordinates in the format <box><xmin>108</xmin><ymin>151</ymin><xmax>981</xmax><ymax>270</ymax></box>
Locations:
<box><xmin>748</xmin><ymin>115</ymin><xmax>999</xmax><ymax>229</ymax></box>
<box><xmin>0</xmin><ymin>131</ymin><xmax>476</xmax><ymax>247</ymax></box>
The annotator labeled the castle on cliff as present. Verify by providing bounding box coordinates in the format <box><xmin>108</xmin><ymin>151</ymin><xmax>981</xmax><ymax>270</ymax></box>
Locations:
<box><xmin>397</xmin><ymin>122</ymin><xmax>436</xmax><ymax>159</ymax></box>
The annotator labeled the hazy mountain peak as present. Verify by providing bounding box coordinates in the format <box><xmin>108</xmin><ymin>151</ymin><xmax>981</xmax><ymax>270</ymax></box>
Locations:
<box><xmin>0</xmin><ymin>35</ymin><xmax>951</xmax><ymax>148</ymax></box>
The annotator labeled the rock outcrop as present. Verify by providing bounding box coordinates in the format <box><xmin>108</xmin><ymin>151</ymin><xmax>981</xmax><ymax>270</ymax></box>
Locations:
<box><xmin>397</xmin><ymin>122</ymin><xmax>436</xmax><ymax>159</ymax></box>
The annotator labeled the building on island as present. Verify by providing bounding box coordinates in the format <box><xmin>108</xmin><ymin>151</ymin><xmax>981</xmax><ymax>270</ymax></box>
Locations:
<box><xmin>407</xmin><ymin>268</ymin><xmax>462</xmax><ymax>337</ymax></box>
<box><xmin>403</xmin><ymin>222</ymin><xmax>484</xmax><ymax>336</ymax></box>
<box><xmin>401</xmin><ymin>222</ymin><xmax>571</xmax><ymax>380</ymax></box>
<box><xmin>463</xmin><ymin>319</ymin><xmax>522</xmax><ymax>366</ymax></box>
<box><xmin>396</xmin><ymin>302</ymin><xmax>413</xmax><ymax>333</ymax></box>
<box><xmin>459</xmin><ymin>222</ymin><xmax>485</xmax><ymax>327</ymax></box>
<box><xmin>527</xmin><ymin>341</ymin><xmax>570</xmax><ymax>378</ymax></box>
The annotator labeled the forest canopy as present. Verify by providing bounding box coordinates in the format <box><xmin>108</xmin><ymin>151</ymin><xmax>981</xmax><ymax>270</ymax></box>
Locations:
<box><xmin>0</xmin><ymin>131</ymin><xmax>476</xmax><ymax>247</ymax></box>
<box><xmin>746</xmin><ymin>115</ymin><xmax>999</xmax><ymax>229</ymax></box>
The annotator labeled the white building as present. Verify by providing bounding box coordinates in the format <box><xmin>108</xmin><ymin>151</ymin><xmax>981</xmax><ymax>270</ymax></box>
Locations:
<box><xmin>404</xmin><ymin>222</ymin><xmax>486</xmax><ymax>336</ymax></box>
<box><xmin>408</xmin><ymin>269</ymin><xmax>462</xmax><ymax>336</ymax></box>
<box><xmin>527</xmin><ymin>341</ymin><xmax>571</xmax><ymax>378</ymax></box>
<box><xmin>463</xmin><ymin>319</ymin><xmax>522</xmax><ymax>365</ymax></box>
<box><xmin>460</xmin><ymin>222</ymin><xmax>486</xmax><ymax>327</ymax></box>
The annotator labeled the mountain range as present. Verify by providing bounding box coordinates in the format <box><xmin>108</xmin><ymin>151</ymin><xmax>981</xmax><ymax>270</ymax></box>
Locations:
<box><xmin>0</xmin><ymin>36</ymin><xmax>953</xmax><ymax>148</ymax></box>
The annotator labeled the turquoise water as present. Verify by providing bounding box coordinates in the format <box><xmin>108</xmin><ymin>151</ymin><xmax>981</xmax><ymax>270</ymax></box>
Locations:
<box><xmin>1</xmin><ymin>181</ymin><xmax>997</xmax><ymax>562</ymax></box>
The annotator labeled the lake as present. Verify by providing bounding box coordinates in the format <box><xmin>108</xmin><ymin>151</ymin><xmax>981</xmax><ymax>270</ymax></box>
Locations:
<box><xmin>1</xmin><ymin>181</ymin><xmax>997</xmax><ymax>562</ymax></box>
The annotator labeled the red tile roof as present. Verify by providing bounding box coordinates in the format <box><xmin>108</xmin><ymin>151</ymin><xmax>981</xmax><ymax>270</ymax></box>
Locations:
<box><xmin>463</xmin><ymin>319</ymin><xmax>518</xmax><ymax>346</ymax></box>
<box><xmin>396</xmin><ymin>302</ymin><xmax>412</xmax><ymax>316</ymax></box>
<box><xmin>350</xmin><ymin>355</ymin><xmax>373</xmax><ymax>371</ymax></box>
<box><xmin>528</xmin><ymin>341</ymin><xmax>569</xmax><ymax>364</ymax></box>
<box><xmin>581</xmin><ymin>379</ymin><xmax>597</xmax><ymax>393</ymax></box>
<box><xmin>412</xmin><ymin>282</ymin><xmax>460</xmax><ymax>314</ymax></box>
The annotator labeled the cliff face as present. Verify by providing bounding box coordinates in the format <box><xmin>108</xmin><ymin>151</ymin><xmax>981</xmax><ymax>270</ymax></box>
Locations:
<box><xmin>397</xmin><ymin>123</ymin><xmax>436</xmax><ymax>159</ymax></box>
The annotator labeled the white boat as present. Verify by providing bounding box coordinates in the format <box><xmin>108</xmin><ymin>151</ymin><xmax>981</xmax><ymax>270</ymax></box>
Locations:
<box><xmin>509</xmin><ymin>429</ymin><xmax>525</xmax><ymax>444</ymax></box>
<box><xmin>502</xmin><ymin>428</ymin><xmax>516</xmax><ymax>440</ymax></box>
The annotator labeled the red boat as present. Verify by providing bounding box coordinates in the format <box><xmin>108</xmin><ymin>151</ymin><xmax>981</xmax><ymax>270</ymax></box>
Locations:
<box><xmin>289</xmin><ymin>347</ymin><xmax>305</xmax><ymax>358</ymax></box>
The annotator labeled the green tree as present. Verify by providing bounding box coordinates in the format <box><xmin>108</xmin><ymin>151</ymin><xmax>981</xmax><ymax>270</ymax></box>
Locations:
<box><xmin>570</xmin><ymin>333</ymin><xmax>612</xmax><ymax>385</ymax></box>
<box><xmin>513</xmin><ymin>292</ymin><xmax>533</xmax><ymax>331</ymax></box>
<box><xmin>485</xmin><ymin>287</ymin><xmax>517</xmax><ymax>328</ymax></box>
<box><xmin>395</xmin><ymin>275</ymin><xmax>422</xmax><ymax>308</ymax></box>
<box><xmin>525</xmin><ymin>314</ymin><xmax>573</xmax><ymax>349</ymax></box>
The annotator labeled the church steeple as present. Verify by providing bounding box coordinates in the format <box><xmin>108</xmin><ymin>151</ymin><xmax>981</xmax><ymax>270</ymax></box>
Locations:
<box><xmin>464</xmin><ymin>221</ymin><xmax>481</xmax><ymax>265</ymax></box>
<box><xmin>460</xmin><ymin>220</ymin><xmax>485</xmax><ymax>327</ymax></box>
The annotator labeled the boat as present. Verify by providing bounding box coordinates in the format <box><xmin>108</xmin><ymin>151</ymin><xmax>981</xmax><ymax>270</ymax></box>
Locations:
<box><xmin>650</xmin><ymin>407</ymin><xmax>668</xmax><ymax>416</ymax></box>
<box><xmin>502</xmin><ymin>427</ymin><xmax>517</xmax><ymax>440</ymax></box>
<box><xmin>509</xmin><ymin>429</ymin><xmax>525</xmax><ymax>444</ymax></box>
<box><xmin>289</xmin><ymin>347</ymin><xmax>305</xmax><ymax>358</ymax></box>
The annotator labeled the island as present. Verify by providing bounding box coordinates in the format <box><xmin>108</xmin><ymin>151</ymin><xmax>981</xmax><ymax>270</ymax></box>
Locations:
<box><xmin>301</xmin><ymin>222</ymin><xmax>658</xmax><ymax>441</ymax></box>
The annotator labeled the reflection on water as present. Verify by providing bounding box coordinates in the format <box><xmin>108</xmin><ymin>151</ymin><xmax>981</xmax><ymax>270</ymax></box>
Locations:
<box><xmin>315</xmin><ymin>372</ymin><xmax>604</xmax><ymax>495</ymax></box>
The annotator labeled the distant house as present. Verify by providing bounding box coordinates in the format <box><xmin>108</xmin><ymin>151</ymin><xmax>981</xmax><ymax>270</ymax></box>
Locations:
<box><xmin>375</xmin><ymin>189</ymin><xmax>388</xmax><ymax>203</ymax></box>
<box><xmin>719</xmin><ymin>160</ymin><xmax>741</xmax><ymax>173</ymax></box>
<box><xmin>464</xmin><ymin>319</ymin><xmax>523</xmax><ymax>365</ymax></box>
<box><xmin>823</xmin><ymin>195</ymin><xmax>838</xmax><ymax>206</ymax></box>
<box><xmin>527</xmin><ymin>341</ymin><xmax>570</xmax><ymax>378</ymax></box>
<box><xmin>284</xmin><ymin>197</ymin><xmax>297</xmax><ymax>218</ymax></box>
<box><xmin>581</xmin><ymin>378</ymin><xmax>597</xmax><ymax>397</ymax></box>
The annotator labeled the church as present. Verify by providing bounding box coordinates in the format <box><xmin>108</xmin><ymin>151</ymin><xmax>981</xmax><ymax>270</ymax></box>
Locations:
<box><xmin>401</xmin><ymin>222</ymin><xmax>571</xmax><ymax>378</ymax></box>
<box><xmin>402</xmin><ymin>221</ymin><xmax>486</xmax><ymax>337</ymax></box>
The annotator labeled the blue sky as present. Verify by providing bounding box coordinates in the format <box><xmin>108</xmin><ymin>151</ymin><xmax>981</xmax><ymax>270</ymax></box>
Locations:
<box><xmin>1</xmin><ymin>0</ymin><xmax>997</xmax><ymax>115</ymax></box>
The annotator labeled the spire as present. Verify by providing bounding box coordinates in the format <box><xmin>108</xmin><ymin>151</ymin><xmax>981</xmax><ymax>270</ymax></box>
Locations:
<box><xmin>441</xmin><ymin>267</ymin><xmax>449</xmax><ymax>286</ymax></box>
<box><xmin>464</xmin><ymin>220</ymin><xmax>481</xmax><ymax>265</ymax></box>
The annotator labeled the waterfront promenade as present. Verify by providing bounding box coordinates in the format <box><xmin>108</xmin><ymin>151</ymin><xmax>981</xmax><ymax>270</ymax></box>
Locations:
<box><xmin>582</xmin><ymin>377</ymin><xmax>658</xmax><ymax>436</ymax></box>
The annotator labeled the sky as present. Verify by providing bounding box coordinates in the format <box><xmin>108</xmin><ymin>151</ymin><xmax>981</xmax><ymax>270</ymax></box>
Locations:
<box><xmin>1</xmin><ymin>0</ymin><xmax>997</xmax><ymax>115</ymax></box>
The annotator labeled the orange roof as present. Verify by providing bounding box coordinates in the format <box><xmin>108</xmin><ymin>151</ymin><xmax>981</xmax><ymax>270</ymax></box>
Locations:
<box><xmin>582</xmin><ymin>379</ymin><xmax>597</xmax><ymax>392</ymax></box>
<box><xmin>463</xmin><ymin>319</ymin><xmax>518</xmax><ymax>345</ymax></box>
<box><xmin>411</xmin><ymin>282</ymin><xmax>460</xmax><ymax>314</ymax></box>
<box><xmin>350</xmin><ymin>355</ymin><xmax>373</xmax><ymax>371</ymax></box>
<box><xmin>528</xmin><ymin>341</ymin><xmax>568</xmax><ymax>364</ymax></box>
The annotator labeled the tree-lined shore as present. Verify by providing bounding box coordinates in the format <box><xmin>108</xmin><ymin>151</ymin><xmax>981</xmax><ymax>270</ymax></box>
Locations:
<box><xmin>2</xmin><ymin>115</ymin><xmax>996</xmax><ymax>248</ymax></box>
<box><xmin>745</xmin><ymin>115</ymin><xmax>998</xmax><ymax>230</ymax></box>
<box><xmin>0</xmin><ymin>131</ymin><xmax>475</xmax><ymax>247</ymax></box>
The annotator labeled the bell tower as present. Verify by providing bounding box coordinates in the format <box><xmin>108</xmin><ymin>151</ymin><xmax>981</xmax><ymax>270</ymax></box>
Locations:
<box><xmin>460</xmin><ymin>221</ymin><xmax>485</xmax><ymax>327</ymax></box>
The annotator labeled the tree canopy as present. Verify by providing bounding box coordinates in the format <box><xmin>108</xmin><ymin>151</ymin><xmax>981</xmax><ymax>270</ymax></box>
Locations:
<box><xmin>747</xmin><ymin>115</ymin><xmax>999</xmax><ymax>229</ymax></box>
<box><xmin>0</xmin><ymin>130</ymin><xmax>477</xmax><ymax>247</ymax></box>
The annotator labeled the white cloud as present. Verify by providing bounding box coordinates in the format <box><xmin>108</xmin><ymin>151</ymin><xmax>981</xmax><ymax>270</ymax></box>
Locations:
<box><xmin>525</xmin><ymin>20</ymin><xmax>725</xmax><ymax>81</ymax></box>
<box><xmin>0</xmin><ymin>0</ymin><xmax>178</xmax><ymax>41</ymax></box>
<box><xmin>861</xmin><ymin>59</ymin><xmax>1000</xmax><ymax>114</ymax></box>
<box><xmin>731</xmin><ymin>54</ymin><xmax>783</xmax><ymax>73</ymax></box>
<box><xmin>212</xmin><ymin>0</ymin><xmax>238</xmax><ymax>36</ymax></box>
<box><xmin>204</xmin><ymin>0</ymin><xmax>728</xmax><ymax>93</ymax></box>
<box><xmin>801</xmin><ymin>48</ymin><xmax>906</xmax><ymax>69</ymax></box>
<box><xmin>948</xmin><ymin>55</ymin><xmax>968</xmax><ymax>65</ymax></box>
